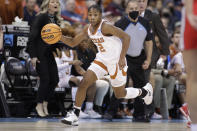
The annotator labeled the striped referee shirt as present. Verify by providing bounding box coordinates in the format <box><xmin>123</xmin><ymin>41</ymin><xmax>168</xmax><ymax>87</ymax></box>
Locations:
<box><xmin>115</xmin><ymin>16</ymin><xmax>152</xmax><ymax>57</ymax></box>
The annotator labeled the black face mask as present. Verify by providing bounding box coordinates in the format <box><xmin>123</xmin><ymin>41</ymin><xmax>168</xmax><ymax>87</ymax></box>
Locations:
<box><xmin>129</xmin><ymin>11</ymin><xmax>139</xmax><ymax>20</ymax></box>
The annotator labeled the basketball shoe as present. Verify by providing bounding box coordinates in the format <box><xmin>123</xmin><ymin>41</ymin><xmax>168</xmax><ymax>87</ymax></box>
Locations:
<box><xmin>142</xmin><ymin>83</ymin><xmax>153</xmax><ymax>105</ymax></box>
<box><xmin>61</xmin><ymin>111</ymin><xmax>79</xmax><ymax>126</ymax></box>
<box><xmin>179</xmin><ymin>104</ymin><xmax>192</xmax><ymax>128</ymax></box>
<box><xmin>84</xmin><ymin>109</ymin><xmax>102</xmax><ymax>119</ymax></box>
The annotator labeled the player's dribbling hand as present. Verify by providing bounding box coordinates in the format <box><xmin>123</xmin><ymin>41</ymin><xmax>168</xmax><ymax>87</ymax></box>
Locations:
<box><xmin>118</xmin><ymin>57</ymin><xmax>126</xmax><ymax>70</ymax></box>
<box><xmin>31</xmin><ymin>57</ymin><xmax>40</xmax><ymax>68</ymax></box>
<box><xmin>142</xmin><ymin>60</ymin><xmax>150</xmax><ymax>70</ymax></box>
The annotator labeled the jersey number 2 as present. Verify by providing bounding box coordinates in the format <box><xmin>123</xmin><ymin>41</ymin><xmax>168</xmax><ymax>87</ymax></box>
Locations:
<box><xmin>98</xmin><ymin>43</ymin><xmax>106</xmax><ymax>52</ymax></box>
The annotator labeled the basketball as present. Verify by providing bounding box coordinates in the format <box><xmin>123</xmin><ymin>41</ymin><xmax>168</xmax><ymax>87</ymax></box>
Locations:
<box><xmin>41</xmin><ymin>23</ymin><xmax>62</xmax><ymax>44</ymax></box>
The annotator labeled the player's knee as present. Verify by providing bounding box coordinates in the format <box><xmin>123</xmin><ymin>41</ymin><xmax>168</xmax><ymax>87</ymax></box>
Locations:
<box><xmin>96</xmin><ymin>80</ymin><xmax>109</xmax><ymax>88</ymax></box>
<box><xmin>114</xmin><ymin>91</ymin><xmax>125</xmax><ymax>99</ymax></box>
<box><xmin>79</xmin><ymin>78</ymin><xmax>90</xmax><ymax>89</ymax></box>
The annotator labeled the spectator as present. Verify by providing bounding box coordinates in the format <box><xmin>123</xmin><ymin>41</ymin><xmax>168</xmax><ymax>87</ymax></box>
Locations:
<box><xmin>0</xmin><ymin>0</ymin><xmax>24</xmax><ymax>24</ymax></box>
<box><xmin>161</xmin><ymin>7</ymin><xmax>173</xmax><ymax>33</ymax></box>
<box><xmin>24</xmin><ymin>0</ymin><xmax>37</xmax><ymax>26</ymax></box>
<box><xmin>104</xmin><ymin>0</ymin><xmax>124</xmax><ymax>16</ymax></box>
<box><xmin>146</xmin><ymin>0</ymin><xmax>157</xmax><ymax>14</ymax></box>
<box><xmin>103</xmin><ymin>0</ymin><xmax>113</xmax><ymax>9</ymax></box>
<box><xmin>138</xmin><ymin>0</ymin><xmax>170</xmax><ymax>74</ymax></box>
<box><xmin>173</xmin><ymin>1</ymin><xmax>183</xmax><ymax>22</ymax></box>
<box><xmin>155</xmin><ymin>0</ymin><xmax>162</xmax><ymax>14</ymax></box>
<box><xmin>75</xmin><ymin>0</ymin><xmax>88</xmax><ymax>20</ymax></box>
<box><xmin>61</xmin><ymin>0</ymin><xmax>84</xmax><ymax>25</ymax></box>
<box><xmin>174</xmin><ymin>21</ymin><xmax>181</xmax><ymax>32</ymax></box>
<box><xmin>152</xmin><ymin>57</ymin><xmax>175</xmax><ymax>119</ymax></box>
<box><xmin>169</xmin><ymin>31</ymin><xmax>188</xmax><ymax>115</ymax></box>
<box><xmin>27</xmin><ymin>0</ymin><xmax>62</xmax><ymax>117</ymax></box>
<box><xmin>59</xmin><ymin>0</ymin><xmax>66</xmax><ymax>11</ymax></box>
<box><xmin>161</xmin><ymin>16</ymin><xmax>170</xmax><ymax>34</ymax></box>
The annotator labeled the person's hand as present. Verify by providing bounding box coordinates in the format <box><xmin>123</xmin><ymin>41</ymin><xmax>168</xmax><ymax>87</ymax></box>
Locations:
<box><xmin>160</xmin><ymin>55</ymin><xmax>167</xmax><ymax>60</ymax></box>
<box><xmin>142</xmin><ymin>60</ymin><xmax>150</xmax><ymax>70</ymax></box>
<box><xmin>71</xmin><ymin>60</ymin><xmax>83</xmax><ymax>66</ymax></box>
<box><xmin>52</xmin><ymin>51</ymin><xmax>57</xmax><ymax>57</ymax></box>
<box><xmin>156</xmin><ymin>57</ymin><xmax>165</xmax><ymax>69</ymax></box>
<box><xmin>173</xmin><ymin>68</ymin><xmax>182</xmax><ymax>77</ymax></box>
<box><xmin>56</xmin><ymin>48</ymin><xmax>61</xmax><ymax>58</ymax></box>
<box><xmin>31</xmin><ymin>57</ymin><xmax>40</xmax><ymax>68</ymax></box>
<box><xmin>187</xmin><ymin>13</ymin><xmax>197</xmax><ymax>30</ymax></box>
<box><xmin>118</xmin><ymin>56</ymin><xmax>126</xmax><ymax>70</ymax></box>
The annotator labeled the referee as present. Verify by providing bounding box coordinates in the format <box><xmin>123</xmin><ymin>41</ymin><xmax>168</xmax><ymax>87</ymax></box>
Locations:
<box><xmin>115</xmin><ymin>0</ymin><xmax>153</xmax><ymax>122</ymax></box>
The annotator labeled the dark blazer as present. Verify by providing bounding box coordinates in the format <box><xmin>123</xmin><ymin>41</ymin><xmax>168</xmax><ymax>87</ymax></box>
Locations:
<box><xmin>27</xmin><ymin>13</ymin><xmax>58</xmax><ymax>60</ymax></box>
<box><xmin>144</xmin><ymin>9</ymin><xmax>170</xmax><ymax>67</ymax></box>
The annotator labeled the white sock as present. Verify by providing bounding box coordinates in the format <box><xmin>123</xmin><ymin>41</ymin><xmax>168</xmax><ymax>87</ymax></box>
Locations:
<box><xmin>191</xmin><ymin>124</ymin><xmax>197</xmax><ymax>131</ymax></box>
<box><xmin>124</xmin><ymin>87</ymin><xmax>140</xmax><ymax>99</ymax></box>
<box><xmin>71</xmin><ymin>87</ymin><xmax>78</xmax><ymax>102</ymax></box>
<box><xmin>74</xmin><ymin>105</ymin><xmax>81</xmax><ymax>110</ymax></box>
<box><xmin>85</xmin><ymin>102</ymin><xmax>93</xmax><ymax>111</ymax></box>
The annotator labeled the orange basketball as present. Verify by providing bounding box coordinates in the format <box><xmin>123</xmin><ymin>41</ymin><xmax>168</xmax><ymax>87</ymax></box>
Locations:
<box><xmin>41</xmin><ymin>23</ymin><xmax>62</xmax><ymax>44</ymax></box>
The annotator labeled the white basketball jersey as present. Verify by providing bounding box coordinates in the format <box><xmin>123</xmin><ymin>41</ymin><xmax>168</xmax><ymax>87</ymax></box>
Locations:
<box><xmin>61</xmin><ymin>50</ymin><xmax>74</xmax><ymax>75</ymax></box>
<box><xmin>88</xmin><ymin>20</ymin><xmax>122</xmax><ymax>64</ymax></box>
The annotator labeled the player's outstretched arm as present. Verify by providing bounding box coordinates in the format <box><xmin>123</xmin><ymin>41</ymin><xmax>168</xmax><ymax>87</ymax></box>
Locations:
<box><xmin>61</xmin><ymin>25</ymin><xmax>89</xmax><ymax>48</ymax></box>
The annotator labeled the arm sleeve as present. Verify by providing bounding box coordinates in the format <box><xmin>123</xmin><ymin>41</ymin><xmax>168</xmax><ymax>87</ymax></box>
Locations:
<box><xmin>153</xmin><ymin>14</ymin><xmax>170</xmax><ymax>55</ymax></box>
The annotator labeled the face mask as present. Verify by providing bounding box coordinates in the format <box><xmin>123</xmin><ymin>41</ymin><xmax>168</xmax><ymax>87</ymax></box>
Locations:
<box><xmin>129</xmin><ymin>11</ymin><xmax>139</xmax><ymax>20</ymax></box>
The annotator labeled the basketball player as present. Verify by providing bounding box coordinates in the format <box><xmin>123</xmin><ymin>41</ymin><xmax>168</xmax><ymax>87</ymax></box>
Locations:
<box><xmin>60</xmin><ymin>5</ymin><xmax>153</xmax><ymax>126</ymax></box>
<box><xmin>182</xmin><ymin>0</ymin><xmax>197</xmax><ymax>130</ymax></box>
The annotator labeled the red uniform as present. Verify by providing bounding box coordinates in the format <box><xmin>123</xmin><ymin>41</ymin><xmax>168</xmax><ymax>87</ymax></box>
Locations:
<box><xmin>184</xmin><ymin>0</ymin><xmax>197</xmax><ymax>50</ymax></box>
